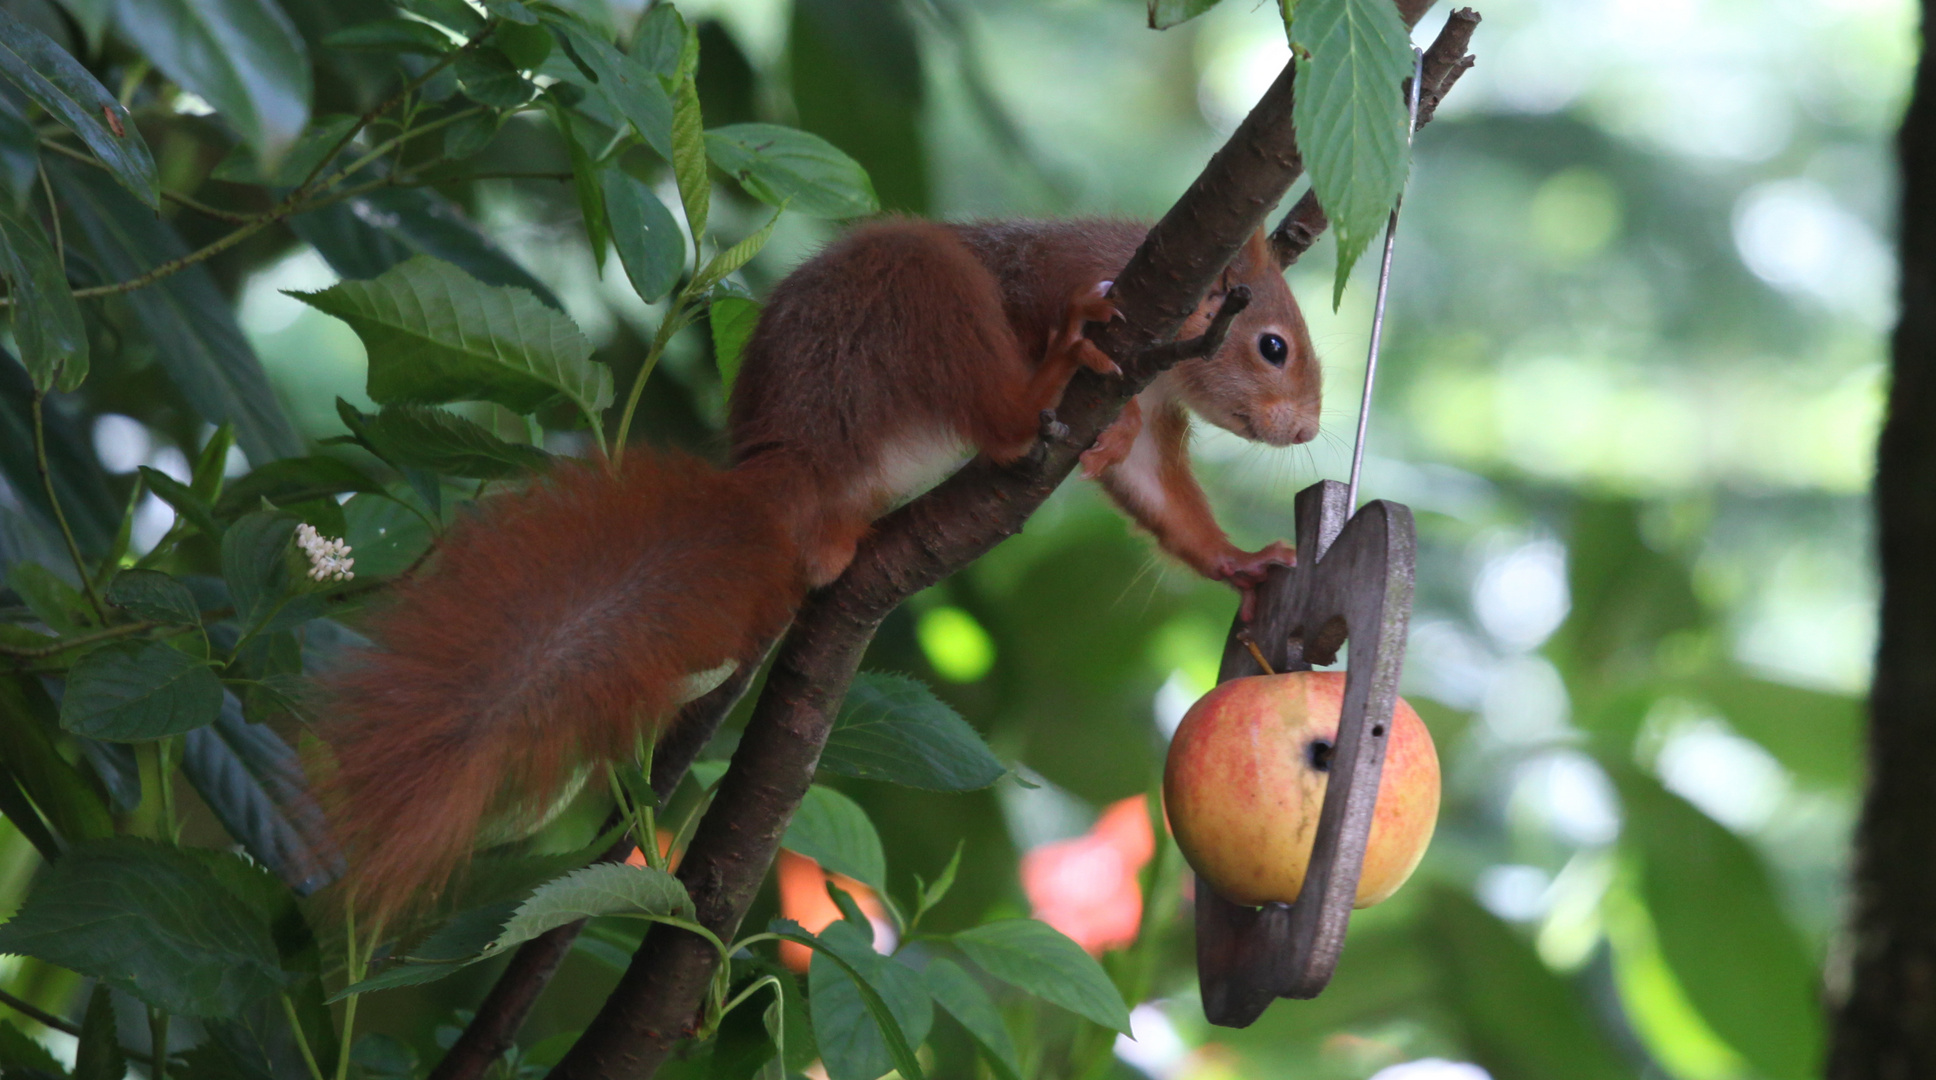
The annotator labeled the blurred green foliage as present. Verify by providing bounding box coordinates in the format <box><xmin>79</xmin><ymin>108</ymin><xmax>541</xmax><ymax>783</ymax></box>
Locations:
<box><xmin>0</xmin><ymin>0</ymin><xmax>1898</xmax><ymax>1078</ymax></box>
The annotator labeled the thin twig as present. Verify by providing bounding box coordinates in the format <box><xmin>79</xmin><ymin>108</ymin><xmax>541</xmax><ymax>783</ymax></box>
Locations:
<box><xmin>37</xmin><ymin>140</ymin><xmax>258</xmax><ymax>223</ymax></box>
<box><xmin>0</xmin><ymin>619</ymin><xmax>164</xmax><ymax>658</ymax></box>
<box><xmin>1139</xmin><ymin>286</ymin><xmax>1252</xmax><ymax>369</ymax></box>
<box><xmin>30</xmin><ymin>395</ymin><xmax>106</xmax><ymax>621</ymax></box>
<box><xmin>0</xmin><ymin>987</ymin><xmax>78</xmax><ymax>1036</ymax></box>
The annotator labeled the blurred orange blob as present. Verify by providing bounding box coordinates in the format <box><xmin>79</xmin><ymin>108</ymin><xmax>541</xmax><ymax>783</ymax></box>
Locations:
<box><xmin>1020</xmin><ymin>795</ymin><xmax>1155</xmax><ymax>955</ymax></box>
<box><xmin>624</xmin><ymin>829</ymin><xmax>677</xmax><ymax>869</ymax></box>
<box><xmin>776</xmin><ymin>850</ymin><xmax>891</xmax><ymax>971</ymax></box>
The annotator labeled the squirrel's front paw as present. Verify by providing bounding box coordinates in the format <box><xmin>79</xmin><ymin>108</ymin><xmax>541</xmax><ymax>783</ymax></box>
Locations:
<box><xmin>1211</xmin><ymin>541</ymin><xmax>1296</xmax><ymax>620</ymax></box>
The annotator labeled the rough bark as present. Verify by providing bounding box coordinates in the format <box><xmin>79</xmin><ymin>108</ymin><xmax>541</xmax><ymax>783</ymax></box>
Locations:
<box><xmin>1827</xmin><ymin>2</ymin><xmax>1936</xmax><ymax>1076</ymax></box>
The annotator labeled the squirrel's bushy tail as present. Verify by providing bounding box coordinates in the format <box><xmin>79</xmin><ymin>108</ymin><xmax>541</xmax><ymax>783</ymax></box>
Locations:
<box><xmin>317</xmin><ymin>451</ymin><xmax>805</xmax><ymax>920</ymax></box>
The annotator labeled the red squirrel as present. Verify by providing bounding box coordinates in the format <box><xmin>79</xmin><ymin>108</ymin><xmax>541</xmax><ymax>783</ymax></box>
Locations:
<box><xmin>321</xmin><ymin>218</ymin><xmax>1320</xmax><ymax>918</ymax></box>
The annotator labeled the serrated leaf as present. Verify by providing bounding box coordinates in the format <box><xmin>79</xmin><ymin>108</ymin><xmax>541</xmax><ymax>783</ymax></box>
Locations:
<box><xmin>542</xmin><ymin>16</ymin><xmax>673</xmax><ymax>160</ymax></box>
<box><xmin>604</xmin><ymin>167</ymin><xmax>684</xmax><ymax>303</ymax></box>
<box><xmin>802</xmin><ymin>919</ymin><xmax>930</xmax><ymax>1080</ymax></box>
<box><xmin>0</xmin><ymin>211</ymin><xmax>87</xmax><ymax>392</ymax></box>
<box><xmin>290</xmin><ymin>184</ymin><xmax>561</xmax><ymax>309</ymax></box>
<box><xmin>488</xmin><ymin>863</ymin><xmax>695</xmax><ymax>951</ymax></box>
<box><xmin>953</xmin><ymin>919</ymin><xmax>1132</xmax><ymax>1034</ymax></box>
<box><xmin>823</xmin><ymin>672</ymin><xmax>1005</xmax><ymax>791</ymax></box>
<box><xmin>106</xmin><ymin>569</ymin><xmax>201</xmax><ymax>625</ymax></box>
<box><xmin>0</xmin><ymin>7</ymin><xmax>156</xmax><ymax>207</ymax></box>
<box><xmin>112</xmin><ymin>0</ymin><xmax>313</xmax><ymax>173</ymax></box>
<box><xmin>690</xmin><ymin>210</ymin><xmax>780</xmax><ymax>296</ymax></box>
<box><xmin>288</xmin><ymin>256</ymin><xmax>610</xmax><ymax>424</ymax></box>
<box><xmin>0</xmin><ymin>1018</ymin><xmax>65</xmax><ymax>1076</ymax></box>
<box><xmin>923</xmin><ymin>958</ymin><xmax>1021</xmax><ymax>1080</ymax></box>
<box><xmin>361</xmin><ymin>403</ymin><xmax>550</xmax><ymax>478</ymax></box>
<box><xmin>782</xmin><ymin>785</ymin><xmax>886</xmax><ymax>894</ymax></box>
<box><xmin>59</xmin><ymin>640</ymin><xmax>224</xmax><ymax>741</ymax></box>
<box><xmin>216</xmin><ymin>455</ymin><xmax>383</xmax><ymax>518</ymax></box>
<box><xmin>0</xmin><ymin>836</ymin><xmax>287</xmax><ymax>1016</ymax></box>
<box><xmin>709</xmin><ymin>291</ymin><xmax>759</xmax><ymax>392</ymax></box>
<box><xmin>73</xmin><ymin>984</ymin><xmax>123</xmax><ymax>1080</ymax></box>
<box><xmin>1288</xmin><ymin>0</ymin><xmax>1412</xmax><ymax>304</ymax></box>
<box><xmin>705</xmin><ymin>124</ymin><xmax>878</xmax><ymax>220</ymax></box>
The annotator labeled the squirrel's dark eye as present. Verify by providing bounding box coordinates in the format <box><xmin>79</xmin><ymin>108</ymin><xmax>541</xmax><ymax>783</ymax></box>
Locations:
<box><xmin>1258</xmin><ymin>332</ymin><xmax>1290</xmax><ymax>367</ymax></box>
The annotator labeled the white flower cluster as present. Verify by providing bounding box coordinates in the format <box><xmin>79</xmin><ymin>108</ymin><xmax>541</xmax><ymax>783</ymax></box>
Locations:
<box><xmin>296</xmin><ymin>523</ymin><xmax>354</xmax><ymax>583</ymax></box>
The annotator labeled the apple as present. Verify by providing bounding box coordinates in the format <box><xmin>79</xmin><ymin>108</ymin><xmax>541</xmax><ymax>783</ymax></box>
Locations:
<box><xmin>1163</xmin><ymin>670</ymin><xmax>1439</xmax><ymax>908</ymax></box>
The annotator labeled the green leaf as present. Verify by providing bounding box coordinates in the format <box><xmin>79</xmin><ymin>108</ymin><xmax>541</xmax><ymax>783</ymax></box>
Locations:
<box><xmin>1684</xmin><ymin>668</ymin><xmax>1861</xmax><ymax>788</ymax></box>
<box><xmin>1421</xmin><ymin>885</ymin><xmax>1633</xmax><ymax>1080</ymax></box>
<box><xmin>911</xmin><ymin>842</ymin><xmax>962</xmax><ymax>926</ymax></box>
<box><xmin>340</xmin><ymin>494</ymin><xmax>432</xmax><ymax>578</ymax></box>
<box><xmin>0</xmin><ymin>674</ymin><xmax>114</xmax><ymax>843</ymax></box>
<box><xmin>105</xmin><ymin>569</ymin><xmax>201</xmax><ymax>625</ymax></box>
<box><xmin>112</xmin><ymin>0</ymin><xmax>314</xmax><ymax>173</ymax></box>
<box><xmin>708</xmin><ymin>290</ymin><xmax>759</xmax><ymax>392</ymax></box>
<box><xmin>291</xmin><ymin>185</ymin><xmax>562</xmax><ymax>309</ymax></box>
<box><xmin>139</xmin><ymin>466</ymin><xmax>222</xmax><ymax>540</ymax></box>
<box><xmin>323</xmin><ymin>17</ymin><xmax>453</xmax><ymax>54</ymax></box>
<box><xmin>689</xmin><ymin>210</ymin><xmax>779</xmax><ymax>297</ymax></box>
<box><xmin>73</xmin><ymin>984</ymin><xmax>123</xmax><ymax>1080</ymax></box>
<box><xmin>545</xmin><ymin>98</ymin><xmax>609</xmax><ymax>261</ymax></box>
<box><xmin>670</xmin><ymin>23</ymin><xmax>709</xmax><ymax>241</ymax></box>
<box><xmin>481</xmin><ymin>0</ymin><xmax>538</xmax><ymax>26</ymax></box>
<box><xmin>1616</xmin><ymin>769</ymin><xmax>1823</xmax><ymax>1079</ymax></box>
<box><xmin>455</xmin><ymin>47</ymin><xmax>536</xmax><ymax>108</ymax></box>
<box><xmin>542</xmin><ymin>15</ymin><xmax>674</xmax><ymax>160</ymax></box>
<box><xmin>804</xmin><ymin>919</ymin><xmax>931</xmax><ymax>1080</ymax></box>
<box><xmin>1148</xmin><ymin>0</ymin><xmax>1224</xmax><ymax>29</ymax></box>
<box><xmin>360</xmin><ymin>403</ymin><xmax>551</xmax><ymax>478</ymax></box>
<box><xmin>180</xmin><ymin>700</ymin><xmax>339</xmax><ymax>894</ymax></box>
<box><xmin>221</xmin><ymin>511</ymin><xmax>300</xmax><ymax>631</ymax></box>
<box><xmin>788</xmin><ymin>0</ymin><xmax>926</xmax><ymax>214</ymax></box>
<box><xmin>289</xmin><ymin>256</ymin><xmax>610</xmax><ymax>425</ymax></box>
<box><xmin>953</xmin><ymin>919</ymin><xmax>1132</xmax><ymax>1034</ymax></box>
<box><xmin>9</xmin><ymin>560</ymin><xmax>92</xmax><ymax>634</ymax></box>
<box><xmin>59</xmin><ymin>640</ymin><xmax>224</xmax><ymax>741</ymax></box>
<box><xmin>603</xmin><ymin>167</ymin><xmax>685</xmax><ymax>303</ymax></box>
<box><xmin>0</xmin><ymin>1018</ymin><xmax>66</xmax><ymax>1076</ymax></box>
<box><xmin>705</xmin><ymin>124</ymin><xmax>879</xmax><ymax>220</ymax></box>
<box><xmin>488</xmin><ymin>863</ymin><xmax>696</xmax><ymax>951</ymax></box>
<box><xmin>0</xmin><ymin>836</ymin><xmax>287</xmax><ymax>1016</ymax></box>
<box><xmin>210</xmin><ymin>113</ymin><xmax>357</xmax><ymax>187</ymax></box>
<box><xmin>922</xmin><ymin>958</ymin><xmax>1021</xmax><ymax>1080</ymax></box>
<box><xmin>402</xmin><ymin>0</ymin><xmax>484</xmax><ymax>35</ymax></box>
<box><xmin>51</xmin><ymin>0</ymin><xmax>111</xmax><ymax>53</ymax></box>
<box><xmin>628</xmin><ymin>2</ymin><xmax>684</xmax><ymax>76</ymax></box>
<box><xmin>824</xmin><ymin>672</ymin><xmax>1005</xmax><ymax>791</ymax></box>
<box><xmin>56</xmin><ymin>162</ymin><xmax>303</xmax><ymax>463</ymax></box>
<box><xmin>494</xmin><ymin>17</ymin><xmax>550</xmax><ymax>66</ymax></box>
<box><xmin>0</xmin><ymin>764</ymin><xmax>62</xmax><ymax>862</ymax></box>
<box><xmin>0</xmin><ymin>211</ymin><xmax>87</xmax><ymax>392</ymax></box>
<box><xmin>782</xmin><ymin>785</ymin><xmax>886</xmax><ymax>894</ymax></box>
<box><xmin>0</xmin><ymin>7</ymin><xmax>156</xmax><ymax>207</ymax></box>
<box><xmin>0</xmin><ymin>99</ymin><xmax>41</xmax><ymax>211</ymax></box>
<box><xmin>190</xmin><ymin>422</ymin><xmax>236</xmax><ymax>503</ymax></box>
<box><xmin>1288</xmin><ymin>0</ymin><xmax>1412</xmax><ymax>304</ymax></box>
<box><xmin>215</xmin><ymin>455</ymin><xmax>383</xmax><ymax>518</ymax></box>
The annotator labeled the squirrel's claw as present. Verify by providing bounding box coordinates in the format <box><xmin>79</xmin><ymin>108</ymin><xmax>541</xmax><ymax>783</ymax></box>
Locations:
<box><xmin>1055</xmin><ymin>280</ymin><xmax>1124</xmax><ymax>377</ymax></box>
<box><xmin>1212</xmin><ymin>541</ymin><xmax>1296</xmax><ymax>621</ymax></box>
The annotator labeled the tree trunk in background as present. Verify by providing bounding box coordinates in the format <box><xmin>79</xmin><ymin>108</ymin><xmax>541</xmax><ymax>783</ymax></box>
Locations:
<box><xmin>1827</xmin><ymin>3</ymin><xmax>1936</xmax><ymax>1077</ymax></box>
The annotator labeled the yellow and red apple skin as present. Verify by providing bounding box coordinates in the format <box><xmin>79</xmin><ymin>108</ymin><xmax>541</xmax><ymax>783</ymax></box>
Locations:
<box><xmin>1163</xmin><ymin>671</ymin><xmax>1440</xmax><ymax>908</ymax></box>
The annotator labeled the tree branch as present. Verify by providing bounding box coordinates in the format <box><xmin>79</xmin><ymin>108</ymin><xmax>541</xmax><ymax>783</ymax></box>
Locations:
<box><xmin>547</xmin><ymin>9</ymin><xmax>1482</xmax><ymax>1078</ymax></box>
<box><xmin>1270</xmin><ymin>6</ymin><xmax>1480</xmax><ymax>267</ymax></box>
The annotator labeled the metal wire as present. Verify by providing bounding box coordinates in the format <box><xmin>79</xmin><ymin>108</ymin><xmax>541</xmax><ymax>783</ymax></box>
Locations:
<box><xmin>1346</xmin><ymin>46</ymin><xmax>1426</xmax><ymax>512</ymax></box>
